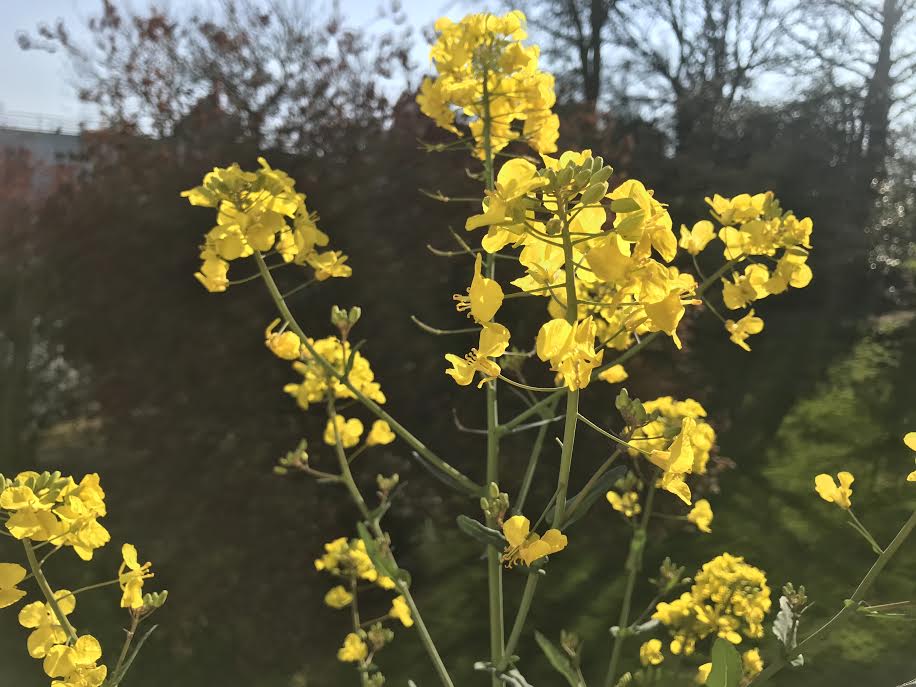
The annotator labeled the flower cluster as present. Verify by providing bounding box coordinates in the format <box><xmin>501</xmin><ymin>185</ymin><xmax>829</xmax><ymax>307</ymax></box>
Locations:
<box><xmin>315</xmin><ymin>537</ymin><xmax>413</xmax><ymax>679</ymax></box>
<box><xmin>417</xmin><ymin>11</ymin><xmax>559</xmax><ymax>158</ymax></box>
<box><xmin>182</xmin><ymin>158</ymin><xmax>351</xmax><ymax>292</ymax></box>
<box><xmin>653</xmin><ymin>553</ymin><xmax>771</xmax><ymax>656</ymax></box>
<box><xmin>0</xmin><ymin>471</ymin><xmax>109</xmax><ymax>561</ymax></box>
<box><xmin>1</xmin><ymin>471</ymin><xmax>165</xmax><ymax>687</ymax></box>
<box><xmin>283</xmin><ymin>336</ymin><xmax>386</xmax><ymax>411</ymax></box>
<box><xmin>703</xmin><ymin>192</ymin><xmax>814</xmax><ymax>351</ymax></box>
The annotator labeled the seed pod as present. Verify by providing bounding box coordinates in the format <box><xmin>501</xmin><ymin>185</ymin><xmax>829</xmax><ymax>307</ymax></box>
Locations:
<box><xmin>580</xmin><ymin>181</ymin><xmax>609</xmax><ymax>206</ymax></box>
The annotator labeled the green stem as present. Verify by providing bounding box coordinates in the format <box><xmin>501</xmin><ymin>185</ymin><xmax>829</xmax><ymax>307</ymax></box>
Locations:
<box><xmin>481</xmin><ymin>61</ymin><xmax>506</xmax><ymax>687</ymax></box>
<box><xmin>253</xmin><ymin>251</ymin><xmax>481</xmax><ymax>496</ymax></box>
<box><xmin>848</xmin><ymin>509</ymin><xmax>883</xmax><ymax>555</ymax></box>
<box><xmin>22</xmin><ymin>539</ymin><xmax>77</xmax><ymax>643</ymax></box>
<box><xmin>605</xmin><ymin>481</ymin><xmax>657</xmax><ymax>687</ymax></box>
<box><xmin>514</xmin><ymin>399</ymin><xmax>559</xmax><ymax>515</ymax></box>
<box><xmin>111</xmin><ymin>614</ymin><xmax>140</xmax><ymax>685</ymax></box>
<box><xmin>505</xmin><ymin>574</ymin><xmax>539</xmax><ymax>659</ymax></box>
<box><xmin>350</xmin><ymin>579</ymin><xmax>370</xmax><ymax>687</ymax></box>
<box><xmin>751</xmin><ymin>508</ymin><xmax>916</xmax><ymax>685</ymax></box>
<box><xmin>563</xmin><ymin>449</ymin><xmax>622</xmax><ymax>523</ymax></box>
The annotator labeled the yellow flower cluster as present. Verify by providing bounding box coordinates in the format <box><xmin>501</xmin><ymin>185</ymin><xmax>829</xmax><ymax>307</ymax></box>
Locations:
<box><xmin>447</xmin><ymin>150</ymin><xmax>706</xmax><ymax>390</ymax></box>
<box><xmin>417</xmin><ymin>11</ymin><xmax>559</xmax><ymax>158</ymax></box>
<box><xmin>627</xmin><ymin>397</ymin><xmax>716</xmax><ymax>504</ymax></box>
<box><xmin>0</xmin><ymin>471</ymin><xmax>109</xmax><ymax>561</ymax></box>
<box><xmin>702</xmin><ymin>192</ymin><xmax>814</xmax><ymax>351</ymax></box>
<box><xmin>43</xmin><ymin>634</ymin><xmax>107</xmax><ymax>687</ymax></box>
<box><xmin>653</xmin><ymin>553</ymin><xmax>771</xmax><ymax>655</ymax></box>
<box><xmin>315</xmin><ymin>538</ymin><xmax>413</xmax><ymax>666</ymax></box>
<box><xmin>182</xmin><ymin>158</ymin><xmax>351</xmax><ymax>292</ymax></box>
<box><xmin>283</xmin><ymin>336</ymin><xmax>385</xmax><ymax>411</ymax></box>
<box><xmin>606</xmin><ymin>490</ymin><xmax>641</xmax><ymax>518</ymax></box>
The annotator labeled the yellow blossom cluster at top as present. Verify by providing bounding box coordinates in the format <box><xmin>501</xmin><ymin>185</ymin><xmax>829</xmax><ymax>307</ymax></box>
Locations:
<box><xmin>182</xmin><ymin>158</ymin><xmax>351</xmax><ymax>292</ymax></box>
<box><xmin>417</xmin><ymin>11</ymin><xmax>559</xmax><ymax>158</ymax></box>
<box><xmin>315</xmin><ymin>537</ymin><xmax>397</xmax><ymax>591</ymax></box>
<box><xmin>653</xmin><ymin>553</ymin><xmax>771</xmax><ymax>656</ymax></box>
<box><xmin>0</xmin><ymin>471</ymin><xmax>109</xmax><ymax>561</ymax></box>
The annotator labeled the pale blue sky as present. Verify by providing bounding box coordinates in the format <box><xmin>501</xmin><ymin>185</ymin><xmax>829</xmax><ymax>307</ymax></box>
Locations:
<box><xmin>0</xmin><ymin>0</ymin><xmax>480</xmax><ymax>129</ymax></box>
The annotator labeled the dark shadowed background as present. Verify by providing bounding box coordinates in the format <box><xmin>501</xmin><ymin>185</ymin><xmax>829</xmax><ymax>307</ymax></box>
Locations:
<box><xmin>1</xmin><ymin>1</ymin><xmax>915</xmax><ymax>685</ymax></box>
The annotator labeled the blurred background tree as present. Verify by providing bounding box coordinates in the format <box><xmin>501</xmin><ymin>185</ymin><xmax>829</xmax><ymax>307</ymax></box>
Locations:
<box><xmin>1</xmin><ymin>0</ymin><xmax>914</xmax><ymax>685</ymax></box>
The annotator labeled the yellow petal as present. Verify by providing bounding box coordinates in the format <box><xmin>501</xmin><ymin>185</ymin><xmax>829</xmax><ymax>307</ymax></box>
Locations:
<box><xmin>502</xmin><ymin>515</ymin><xmax>531</xmax><ymax>548</ymax></box>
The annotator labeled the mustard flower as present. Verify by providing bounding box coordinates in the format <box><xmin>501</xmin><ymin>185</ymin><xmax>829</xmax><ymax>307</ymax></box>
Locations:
<box><xmin>639</xmin><ymin>639</ymin><xmax>664</xmax><ymax>666</ymax></box>
<box><xmin>264</xmin><ymin>319</ymin><xmax>302</xmax><ymax>360</ymax></box>
<box><xmin>43</xmin><ymin>634</ymin><xmax>105</xmax><ymax>682</ymax></box>
<box><xmin>725</xmin><ymin>311</ymin><xmax>764</xmax><ymax>351</ymax></box>
<box><xmin>445</xmin><ymin>322</ymin><xmax>510</xmax><ymax>387</ymax></box>
<box><xmin>629</xmin><ymin>397</ymin><xmax>716</xmax><ymax>475</ymax></box>
<box><xmin>337</xmin><ymin>632</ymin><xmax>368</xmax><ymax>663</ymax></box>
<box><xmin>323</xmin><ymin>585</ymin><xmax>353</xmax><ymax>610</ymax></box>
<box><xmin>118</xmin><ymin>543</ymin><xmax>154</xmax><ymax>609</ymax></box>
<box><xmin>389</xmin><ymin>595</ymin><xmax>414</xmax><ymax>627</ymax></box>
<box><xmin>0</xmin><ymin>563</ymin><xmax>26</xmax><ymax>609</ymax></box>
<box><xmin>598</xmin><ymin>364</ymin><xmax>628</xmax><ymax>384</ymax></box>
<box><xmin>284</xmin><ymin>337</ymin><xmax>386</xmax><ymax>411</ymax></box>
<box><xmin>366</xmin><ymin>420</ymin><xmax>396</xmax><ymax>447</ymax></box>
<box><xmin>19</xmin><ymin>591</ymin><xmax>76</xmax><ymax>658</ymax></box>
<box><xmin>606</xmin><ymin>491</ymin><xmax>641</xmax><ymax>518</ymax></box>
<box><xmin>454</xmin><ymin>254</ymin><xmax>504</xmax><ymax>323</ymax></box>
<box><xmin>814</xmin><ymin>471</ymin><xmax>854</xmax><ymax>509</ymax></box>
<box><xmin>678</xmin><ymin>220</ymin><xmax>716</xmax><ymax>255</ymax></box>
<box><xmin>324</xmin><ymin>416</ymin><xmax>364</xmax><ymax>449</ymax></box>
<box><xmin>501</xmin><ymin>515</ymin><xmax>567</xmax><ymax>567</ymax></box>
<box><xmin>687</xmin><ymin>499</ymin><xmax>713</xmax><ymax>533</ymax></box>
<box><xmin>646</xmin><ymin>417</ymin><xmax>697</xmax><ymax>505</ymax></box>
<box><xmin>904</xmin><ymin>432</ymin><xmax>916</xmax><ymax>482</ymax></box>
<box><xmin>696</xmin><ymin>663</ymin><xmax>712</xmax><ymax>684</ymax></box>
<box><xmin>743</xmin><ymin>648</ymin><xmax>764</xmax><ymax>677</ymax></box>
<box><xmin>535</xmin><ymin>316</ymin><xmax>604</xmax><ymax>390</ymax></box>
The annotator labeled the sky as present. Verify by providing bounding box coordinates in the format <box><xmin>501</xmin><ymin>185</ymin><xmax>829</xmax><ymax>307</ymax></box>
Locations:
<box><xmin>0</xmin><ymin>0</ymin><xmax>474</xmax><ymax>131</ymax></box>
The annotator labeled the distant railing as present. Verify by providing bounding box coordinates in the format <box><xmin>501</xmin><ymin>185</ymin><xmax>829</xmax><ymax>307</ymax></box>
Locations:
<box><xmin>0</xmin><ymin>109</ymin><xmax>101</xmax><ymax>135</ymax></box>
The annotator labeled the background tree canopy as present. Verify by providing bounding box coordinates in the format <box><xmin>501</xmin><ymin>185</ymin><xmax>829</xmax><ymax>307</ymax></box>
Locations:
<box><xmin>1</xmin><ymin>1</ymin><xmax>915</xmax><ymax>685</ymax></box>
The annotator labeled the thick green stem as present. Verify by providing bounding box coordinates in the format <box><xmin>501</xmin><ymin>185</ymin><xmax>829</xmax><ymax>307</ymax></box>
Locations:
<box><xmin>605</xmin><ymin>482</ymin><xmax>656</xmax><ymax>687</ymax></box>
<box><xmin>22</xmin><ymin>539</ymin><xmax>77</xmax><ymax>643</ymax></box>
<box><xmin>253</xmin><ymin>252</ymin><xmax>481</xmax><ymax>496</ymax></box>
<box><xmin>480</xmin><ymin>61</ymin><xmax>506</xmax><ymax>687</ymax></box>
<box><xmin>751</xmin><ymin>508</ymin><xmax>916</xmax><ymax>685</ymax></box>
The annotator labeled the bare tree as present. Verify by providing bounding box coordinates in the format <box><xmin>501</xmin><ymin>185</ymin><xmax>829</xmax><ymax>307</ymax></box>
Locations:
<box><xmin>790</xmin><ymin>0</ymin><xmax>916</xmax><ymax>183</ymax></box>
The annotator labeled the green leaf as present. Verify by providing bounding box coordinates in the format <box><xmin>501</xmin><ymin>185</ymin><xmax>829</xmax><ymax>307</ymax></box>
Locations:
<box><xmin>534</xmin><ymin>631</ymin><xmax>581</xmax><ymax>687</ymax></box>
<box><xmin>408</xmin><ymin>450</ymin><xmax>478</xmax><ymax>496</ymax></box>
<box><xmin>610</xmin><ymin>197</ymin><xmax>641</xmax><ymax>213</ymax></box>
<box><xmin>356</xmin><ymin>522</ymin><xmax>398</xmax><ymax>580</ymax></box>
<box><xmin>707</xmin><ymin>638</ymin><xmax>743</xmax><ymax>687</ymax></box>
<box><xmin>456</xmin><ymin>515</ymin><xmax>507</xmax><ymax>551</ymax></box>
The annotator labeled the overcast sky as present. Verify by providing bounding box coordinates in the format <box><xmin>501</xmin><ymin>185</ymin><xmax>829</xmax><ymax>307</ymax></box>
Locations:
<box><xmin>0</xmin><ymin>0</ymin><xmax>473</xmax><ymax>129</ymax></box>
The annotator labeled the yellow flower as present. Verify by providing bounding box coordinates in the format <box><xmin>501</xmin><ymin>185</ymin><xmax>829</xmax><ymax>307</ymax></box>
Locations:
<box><xmin>445</xmin><ymin>322</ymin><xmax>511</xmax><ymax>387</ymax></box>
<box><xmin>606</xmin><ymin>491</ymin><xmax>641</xmax><ymax>518</ymax></box>
<box><xmin>725</xmin><ymin>310</ymin><xmax>764</xmax><ymax>351</ymax></box>
<box><xmin>814</xmin><ymin>471</ymin><xmax>854</xmax><ymax>509</ymax></box>
<box><xmin>324</xmin><ymin>416</ymin><xmax>364</xmax><ymax>448</ymax></box>
<box><xmin>639</xmin><ymin>638</ymin><xmax>664</xmax><ymax>666</ymax></box>
<box><xmin>535</xmin><ymin>317</ymin><xmax>604</xmax><ymax>390</ymax></box>
<box><xmin>647</xmin><ymin>417</ymin><xmax>697</xmax><ymax>505</ymax></box>
<box><xmin>118</xmin><ymin>544</ymin><xmax>154</xmax><ymax>610</ymax></box>
<box><xmin>743</xmin><ymin>648</ymin><xmax>764</xmax><ymax>677</ymax></box>
<box><xmin>696</xmin><ymin>663</ymin><xmax>712</xmax><ymax>684</ymax></box>
<box><xmin>904</xmin><ymin>432</ymin><xmax>916</xmax><ymax>482</ymax></box>
<box><xmin>43</xmin><ymin>634</ymin><xmax>104</xmax><ymax>679</ymax></box>
<box><xmin>678</xmin><ymin>220</ymin><xmax>716</xmax><ymax>255</ymax></box>
<box><xmin>337</xmin><ymin>632</ymin><xmax>368</xmax><ymax>663</ymax></box>
<box><xmin>323</xmin><ymin>585</ymin><xmax>353</xmax><ymax>609</ymax></box>
<box><xmin>454</xmin><ymin>254</ymin><xmax>504</xmax><ymax>323</ymax></box>
<box><xmin>598</xmin><ymin>364</ymin><xmax>628</xmax><ymax>384</ymax></box>
<box><xmin>687</xmin><ymin>499</ymin><xmax>713</xmax><ymax>533</ymax></box>
<box><xmin>19</xmin><ymin>591</ymin><xmax>76</xmax><ymax>658</ymax></box>
<box><xmin>389</xmin><ymin>595</ymin><xmax>414</xmax><ymax>627</ymax></box>
<box><xmin>366</xmin><ymin>420</ymin><xmax>396</xmax><ymax>446</ymax></box>
<box><xmin>264</xmin><ymin>319</ymin><xmax>301</xmax><ymax>360</ymax></box>
<box><xmin>501</xmin><ymin>515</ymin><xmax>567</xmax><ymax>567</ymax></box>
<box><xmin>0</xmin><ymin>562</ymin><xmax>26</xmax><ymax>608</ymax></box>
<box><xmin>284</xmin><ymin>337</ymin><xmax>386</xmax><ymax>411</ymax></box>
